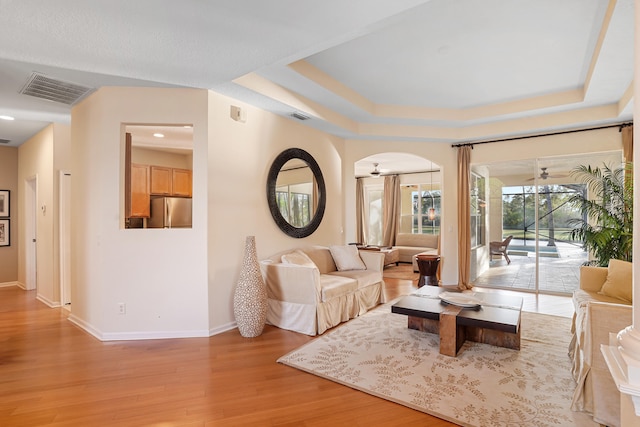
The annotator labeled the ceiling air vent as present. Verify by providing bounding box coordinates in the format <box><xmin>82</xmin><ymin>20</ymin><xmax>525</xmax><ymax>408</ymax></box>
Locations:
<box><xmin>20</xmin><ymin>72</ymin><xmax>94</xmax><ymax>105</ymax></box>
<box><xmin>291</xmin><ymin>112</ymin><xmax>310</xmax><ymax>121</ymax></box>
<box><xmin>0</xmin><ymin>139</ymin><xmax>10</xmax><ymax>144</ymax></box>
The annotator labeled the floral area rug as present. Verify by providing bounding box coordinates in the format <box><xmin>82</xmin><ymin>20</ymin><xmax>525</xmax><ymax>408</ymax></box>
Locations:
<box><xmin>278</xmin><ymin>302</ymin><xmax>596</xmax><ymax>427</ymax></box>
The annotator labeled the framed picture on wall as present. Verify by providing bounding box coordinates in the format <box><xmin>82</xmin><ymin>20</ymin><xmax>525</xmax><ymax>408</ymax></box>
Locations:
<box><xmin>0</xmin><ymin>219</ymin><xmax>9</xmax><ymax>247</ymax></box>
<box><xmin>0</xmin><ymin>190</ymin><xmax>9</xmax><ymax>217</ymax></box>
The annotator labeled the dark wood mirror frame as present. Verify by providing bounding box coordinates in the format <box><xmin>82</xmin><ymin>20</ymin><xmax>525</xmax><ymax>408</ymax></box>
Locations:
<box><xmin>267</xmin><ymin>148</ymin><xmax>326</xmax><ymax>238</ymax></box>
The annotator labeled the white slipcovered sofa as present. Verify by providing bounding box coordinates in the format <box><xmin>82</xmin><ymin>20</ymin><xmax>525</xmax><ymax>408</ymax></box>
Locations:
<box><xmin>393</xmin><ymin>233</ymin><xmax>439</xmax><ymax>271</ymax></box>
<box><xmin>260</xmin><ymin>245</ymin><xmax>385</xmax><ymax>336</ymax></box>
<box><xmin>569</xmin><ymin>260</ymin><xmax>632</xmax><ymax>427</ymax></box>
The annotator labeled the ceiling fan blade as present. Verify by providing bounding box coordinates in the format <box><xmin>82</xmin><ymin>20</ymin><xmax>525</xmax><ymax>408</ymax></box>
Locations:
<box><xmin>525</xmin><ymin>173</ymin><xmax>568</xmax><ymax>181</ymax></box>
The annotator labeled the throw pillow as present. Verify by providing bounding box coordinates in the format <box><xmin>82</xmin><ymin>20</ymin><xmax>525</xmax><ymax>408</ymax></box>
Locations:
<box><xmin>599</xmin><ymin>259</ymin><xmax>632</xmax><ymax>303</ymax></box>
<box><xmin>281</xmin><ymin>250</ymin><xmax>316</xmax><ymax>268</ymax></box>
<box><xmin>329</xmin><ymin>245</ymin><xmax>366</xmax><ymax>271</ymax></box>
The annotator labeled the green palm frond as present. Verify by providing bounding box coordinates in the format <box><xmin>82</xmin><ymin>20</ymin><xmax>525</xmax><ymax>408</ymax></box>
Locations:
<box><xmin>568</xmin><ymin>163</ymin><xmax>633</xmax><ymax>266</ymax></box>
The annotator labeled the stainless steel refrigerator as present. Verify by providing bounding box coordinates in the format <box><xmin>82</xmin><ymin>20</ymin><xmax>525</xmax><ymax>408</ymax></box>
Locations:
<box><xmin>147</xmin><ymin>197</ymin><xmax>192</xmax><ymax>228</ymax></box>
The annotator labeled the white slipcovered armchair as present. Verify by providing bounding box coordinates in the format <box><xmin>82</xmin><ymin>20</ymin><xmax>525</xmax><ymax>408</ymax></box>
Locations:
<box><xmin>570</xmin><ymin>262</ymin><xmax>632</xmax><ymax>427</ymax></box>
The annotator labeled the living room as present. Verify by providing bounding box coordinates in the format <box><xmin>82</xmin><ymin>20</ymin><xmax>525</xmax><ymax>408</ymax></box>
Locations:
<box><xmin>0</xmin><ymin>1</ymin><xmax>637</xmax><ymax>425</ymax></box>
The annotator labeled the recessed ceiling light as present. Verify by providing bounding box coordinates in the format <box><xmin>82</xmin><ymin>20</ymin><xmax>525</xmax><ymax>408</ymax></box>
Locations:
<box><xmin>0</xmin><ymin>115</ymin><xmax>15</xmax><ymax>121</ymax></box>
<box><xmin>153</xmin><ymin>133</ymin><xmax>164</xmax><ymax>138</ymax></box>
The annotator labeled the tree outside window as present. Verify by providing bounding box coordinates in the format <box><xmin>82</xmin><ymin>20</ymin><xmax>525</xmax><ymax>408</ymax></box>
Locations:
<box><xmin>470</xmin><ymin>173</ymin><xmax>486</xmax><ymax>248</ymax></box>
<box><xmin>400</xmin><ymin>183</ymin><xmax>440</xmax><ymax>235</ymax></box>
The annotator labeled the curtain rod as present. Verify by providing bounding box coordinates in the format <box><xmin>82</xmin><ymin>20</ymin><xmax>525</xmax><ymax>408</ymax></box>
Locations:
<box><xmin>451</xmin><ymin>121</ymin><xmax>633</xmax><ymax>148</ymax></box>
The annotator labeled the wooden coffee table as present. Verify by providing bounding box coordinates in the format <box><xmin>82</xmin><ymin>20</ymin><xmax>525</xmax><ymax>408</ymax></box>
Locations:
<box><xmin>391</xmin><ymin>286</ymin><xmax>523</xmax><ymax>357</ymax></box>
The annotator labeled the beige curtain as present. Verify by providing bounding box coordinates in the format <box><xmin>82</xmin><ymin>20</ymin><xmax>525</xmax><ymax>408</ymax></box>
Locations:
<box><xmin>313</xmin><ymin>176</ymin><xmax>318</xmax><ymax>214</ymax></box>
<box><xmin>457</xmin><ymin>145</ymin><xmax>473</xmax><ymax>290</ymax></box>
<box><xmin>382</xmin><ymin>175</ymin><xmax>400</xmax><ymax>247</ymax></box>
<box><xmin>356</xmin><ymin>178</ymin><xmax>366</xmax><ymax>244</ymax></box>
<box><xmin>622</xmin><ymin>125</ymin><xmax>633</xmax><ymax>163</ymax></box>
<box><xmin>622</xmin><ymin>125</ymin><xmax>633</xmax><ymax>184</ymax></box>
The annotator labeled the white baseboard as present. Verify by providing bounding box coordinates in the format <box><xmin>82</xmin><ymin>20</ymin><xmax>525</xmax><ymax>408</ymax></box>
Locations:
<box><xmin>36</xmin><ymin>293</ymin><xmax>61</xmax><ymax>308</ymax></box>
<box><xmin>67</xmin><ymin>314</ymin><xmax>213</xmax><ymax>341</ymax></box>
<box><xmin>210</xmin><ymin>321</ymin><xmax>237</xmax><ymax>336</ymax></box>
<box><xmin>101</xmin><ymin>329</ymin><xmax>211</xmax><ymax>341</ymax></box>
<box><xmin>67</xmin><ymin>315</ymin><xmax>103</xmax><ymax>341</ymax></box>
<box><xmin>0</xmin><ymin>281</ymin><xmax>18</xmax><ymax>288</ymax></box>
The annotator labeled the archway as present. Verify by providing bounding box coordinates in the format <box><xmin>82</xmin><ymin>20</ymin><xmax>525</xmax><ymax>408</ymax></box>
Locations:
<box><xmin>354</xmin><ymin>153</ymin><xmax>440</xmax><ymax>246</ymax></box>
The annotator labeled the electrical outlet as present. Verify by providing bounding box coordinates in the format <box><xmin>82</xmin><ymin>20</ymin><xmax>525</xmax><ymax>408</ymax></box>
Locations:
<box><xmin>118</xmin><ymin>303</ymin><xmax>126</xmax><ymax>315</ymax></box>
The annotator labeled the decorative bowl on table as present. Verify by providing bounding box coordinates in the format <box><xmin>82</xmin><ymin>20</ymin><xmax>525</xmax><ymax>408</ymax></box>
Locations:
<box><xmin>438</xmin><ymin>291</ymin><xmax>481</xmax><ymax>308</ymax></box>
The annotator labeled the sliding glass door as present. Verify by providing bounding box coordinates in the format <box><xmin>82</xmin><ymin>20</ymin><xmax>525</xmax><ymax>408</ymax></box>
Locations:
<box><xmin>472</xmin><ymin>152</ymin><xmax>621</xmax><ymax>295</ymax></box>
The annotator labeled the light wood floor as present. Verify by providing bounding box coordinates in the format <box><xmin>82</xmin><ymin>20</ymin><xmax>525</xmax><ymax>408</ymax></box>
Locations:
<box><xmin>0</xmin><ymin>272</ymin><xmax>573</xmax><ymax>426</ymax></box>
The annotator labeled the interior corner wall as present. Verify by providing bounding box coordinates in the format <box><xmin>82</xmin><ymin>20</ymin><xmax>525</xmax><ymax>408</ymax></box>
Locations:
<box><xmin>52</xmin><ymin>123</ymin><xmax>71</xmax><ymax>305</ymax></box>
<box><xmin>17</xmin><ymin>125</ymin><xmax>56</xmax><ymax>304</ymax></box>
<box><xmin>70</xmin><ymin>87</ymin><xmax>209</xmax><ymax>339</ymax></box>
<box><xmin>0</xmin><ymin>146</ymin><xmax>18</xmax><ymax>285</ymax></box>
<box><xmin>205</xmin><ymin>92</ymin><xmax>345</xmax><ymax>330</ymax></box>
<box><xmin>343</xmin><ymin>128</ymin><xmax>623</xmax><ymax>287</ymax></box>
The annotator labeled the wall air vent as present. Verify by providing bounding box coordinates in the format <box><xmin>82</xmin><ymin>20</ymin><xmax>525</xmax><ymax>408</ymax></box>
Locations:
<box><xmin>0</xmin><ymin>139</ymin><xmax>10</xmax><ymax>144</ymax></box>
<box><xmin>291</xmin><ymin>112</ymin><xmax>310</xmax><ymax>121</ymax></box>
<box><xmin>20</xmin><ymin>72</ymin><xmax>94</xmax><ymax>105</ymax></box>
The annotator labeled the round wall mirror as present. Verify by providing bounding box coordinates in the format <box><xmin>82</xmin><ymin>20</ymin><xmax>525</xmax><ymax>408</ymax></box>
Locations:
<box><xmin>267</xmin><ymin>148</ymin><xmax>326</xmax><ymax>238</ymax></box>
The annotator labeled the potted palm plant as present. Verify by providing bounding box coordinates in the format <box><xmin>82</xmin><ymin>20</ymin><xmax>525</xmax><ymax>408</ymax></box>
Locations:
<box><xmin>568</xmin><ymin>163</ymin><xmax>633</xmax><ymax>266</ymax></box>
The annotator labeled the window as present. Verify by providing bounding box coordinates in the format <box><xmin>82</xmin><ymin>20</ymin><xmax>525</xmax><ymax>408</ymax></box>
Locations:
<box><xmin>470</xmin><ymin>173</ymin><xmax>486</xmax><ymax>247</ymax></box>
<box><xmin>400</xmin><ymin>183</ymin><xmax>440</xmax><ymax>235</ymax></box>
<box><xmin>501</xmin><ymin>184</ymin><xmax>584</xmax><ymax>244</ymax></box>
<box><xmin>365</xmin><ymin>187</ymin><xmax>383</xmax><ymax>245</ymax></box>
<box><xmin>276</xmin><ymin>186</ymin><xmax>312</xmax><ymax>228</ymax></box>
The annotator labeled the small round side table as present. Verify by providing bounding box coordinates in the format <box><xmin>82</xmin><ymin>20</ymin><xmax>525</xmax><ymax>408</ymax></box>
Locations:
<box><xmin>416</xmin><ymin>254</ymin><xmax>440</xmax><ymax>287</ymax></box>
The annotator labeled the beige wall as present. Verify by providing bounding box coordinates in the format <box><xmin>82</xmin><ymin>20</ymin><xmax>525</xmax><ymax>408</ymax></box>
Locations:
<box><xmin>17</xmin><ymin>126</ymin><xmax>52</xmax><ymax>294</ymax></box>
<box><xmin>53</xmin><ymin>123</ymin><xmax>71</xmax><ymax>304</ymax></box>
<box><xmin>206</xmin><ymin>92</ymin><xmax>344</xmax><ymax>330</ymax></box>
<box><xmin>70</xmin><ymin>87</ymin><xmax>209</xmax><ymax>339</ymax></box>
<box><xmin>0</xmin><ymin>146</ymin><xmax>18</xmax><ymax>285</ymax></box>
<box><xmin>132</xmin><ymin>147</ymin><xmax>192</xmax><ymax>169</ymax></box>
<box><xmin>17</xmin><ymin>123</ymin><xmax>70</xmax><ymax>305</ymax></box>
<box><xmin>67</xmin><ymin>86</ymin><xmax>345</xmax><ymax>338</ymax></box>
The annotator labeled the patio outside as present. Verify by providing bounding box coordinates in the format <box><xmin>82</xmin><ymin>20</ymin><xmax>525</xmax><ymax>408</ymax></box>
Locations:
<box><xmin>473</xmin><ymin>237</ymin><xmax>587</xmax><ymax>294</ymax></box>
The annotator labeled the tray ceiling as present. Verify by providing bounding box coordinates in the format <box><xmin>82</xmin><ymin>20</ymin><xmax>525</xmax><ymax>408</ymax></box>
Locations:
<box><xmin>0</xmin><ymin>0</ymin><xmax>633</xmax><ymax>147</ymax></box>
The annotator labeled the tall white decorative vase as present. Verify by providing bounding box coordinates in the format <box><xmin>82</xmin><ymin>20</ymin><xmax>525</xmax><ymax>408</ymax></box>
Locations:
<box><xmin>233</xmin><ymin>236</ymin><xmax>268</xmax><ymax>337</ymax></box>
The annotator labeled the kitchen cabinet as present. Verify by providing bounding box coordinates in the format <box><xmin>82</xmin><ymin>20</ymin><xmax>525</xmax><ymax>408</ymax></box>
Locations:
<box><xmin>129</xmin><ymin>163</ymin><xmax>150</xmax><ymax>218</ymax></box>
<box><xmin>172</xmin><ymin>168</ymin><xmax>192</xmax><ymax>197</ymax></box>
<box><xmin>151</xmin><ymin>166</ymin><xmax>192</xmax><ymax>196</ymax></box>
<box><xmin>150</xmin><ymin>166</ymin><xmax>172</xmax><ymax>195</ymax></box>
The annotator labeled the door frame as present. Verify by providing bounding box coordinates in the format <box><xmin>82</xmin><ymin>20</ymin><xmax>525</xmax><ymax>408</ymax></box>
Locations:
<box><xmin>59</xmin><ymin>170</ymin><xmax>71</xmax><ymax>309</ymax></box>
<box><xmin>25</xmin><ymin>175</ymin><xmax>37</xmax><ymax>291</ymax></box>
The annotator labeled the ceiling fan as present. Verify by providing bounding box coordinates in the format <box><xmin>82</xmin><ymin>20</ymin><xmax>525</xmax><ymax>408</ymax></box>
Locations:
<box><xmin>527</xmin><ymin>167</ymin><xmax>568</xmax><ymax>181</ymax></box>
<box><xmin>370</xmin><ymin>163</ymin><xmax>382</xmax><ymax>177</ymax></box>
